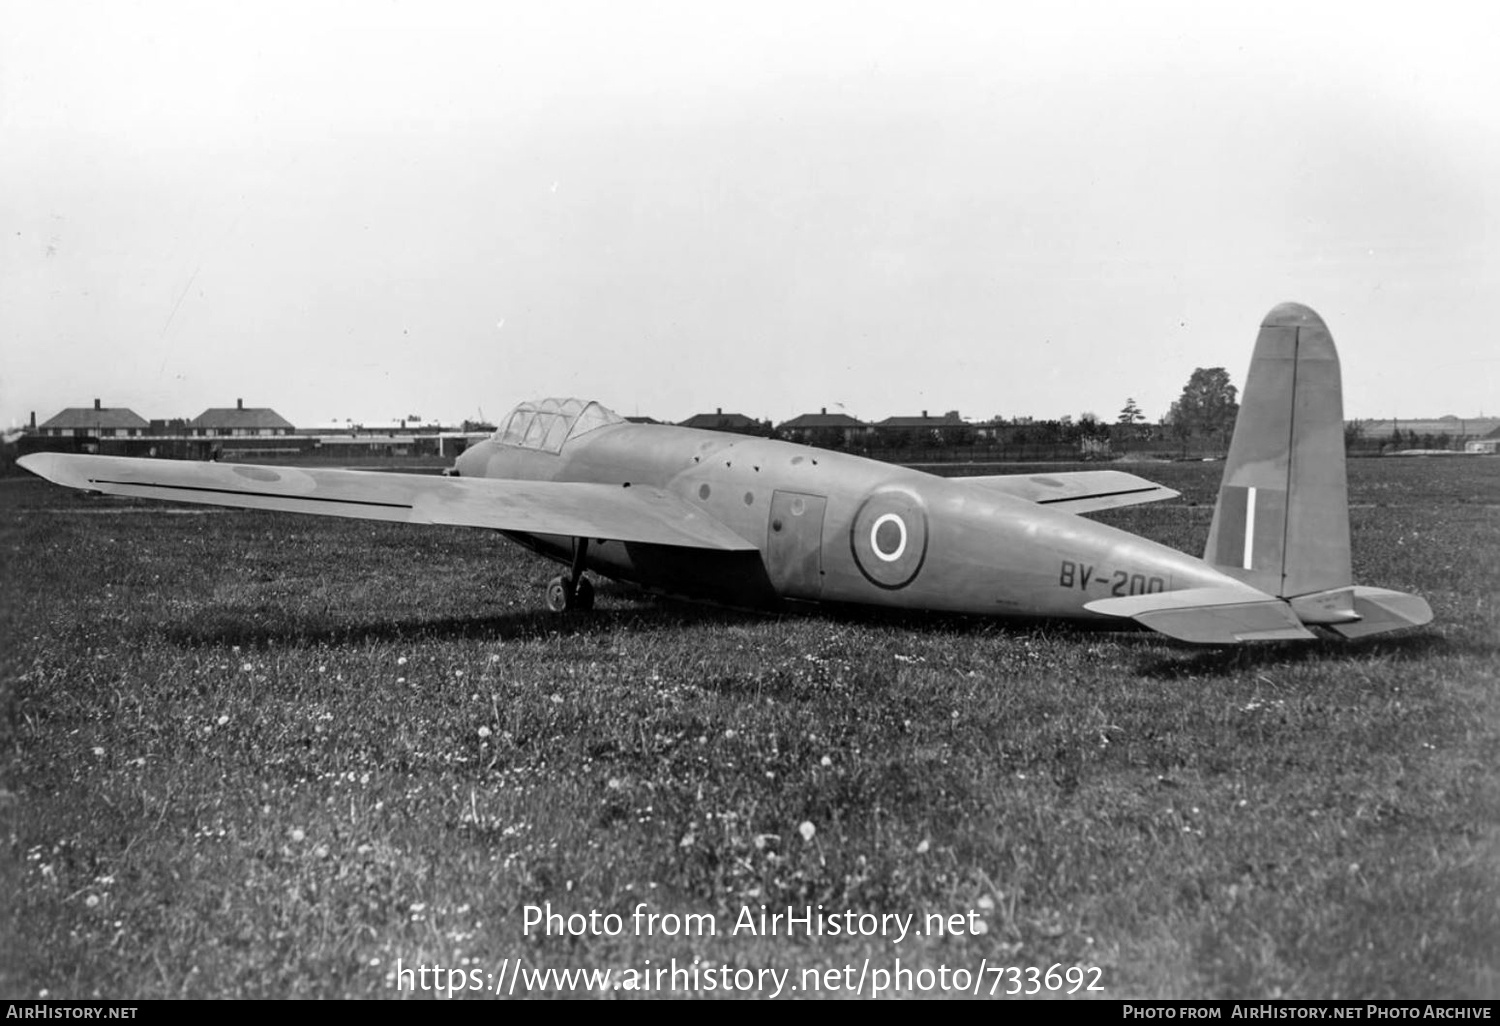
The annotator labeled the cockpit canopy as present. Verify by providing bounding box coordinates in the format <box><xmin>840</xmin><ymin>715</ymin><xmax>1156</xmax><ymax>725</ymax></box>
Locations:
<box><xmin>493</xmin><ymin>398</ymin><xmax>624</xmax><ymax>453</ymax></box>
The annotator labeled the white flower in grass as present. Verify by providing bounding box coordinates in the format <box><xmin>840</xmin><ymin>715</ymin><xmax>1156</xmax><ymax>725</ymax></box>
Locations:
<box><xmin>477</xmin><ymin>726</ymin><xmax>492</xmax><ymax>739</ymax></box>
<box><xmin>798</xmin><ymin>821</ymin><xmax>816</xmax><ymax>842</ymax></box>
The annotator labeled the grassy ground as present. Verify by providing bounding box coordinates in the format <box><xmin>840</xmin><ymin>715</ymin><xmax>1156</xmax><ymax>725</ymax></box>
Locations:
<box><xmin>1</xmin><ymin>458</ymin><xmax>1497</xmax><ymax>999</ymax></box>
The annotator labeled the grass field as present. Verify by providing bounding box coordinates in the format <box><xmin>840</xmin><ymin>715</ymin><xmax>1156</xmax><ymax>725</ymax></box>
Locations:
<box><xmin>2</xmin><ymin>457</ymin><xmax>1497</xmax><ymax>999</ymax></box>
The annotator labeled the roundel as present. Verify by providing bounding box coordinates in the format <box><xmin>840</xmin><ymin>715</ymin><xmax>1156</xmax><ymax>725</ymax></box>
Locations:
<box><xmin>850</xmin><ymin>488</ymin><xmax>929</xmax><ymax>589</ymax></box>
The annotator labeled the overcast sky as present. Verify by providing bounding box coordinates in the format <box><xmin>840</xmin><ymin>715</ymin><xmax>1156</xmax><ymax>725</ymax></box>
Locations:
<box><xmin>4</xmin><ymin>0</ymin><xmax>1497</xmax><ymax>428</ymax></box>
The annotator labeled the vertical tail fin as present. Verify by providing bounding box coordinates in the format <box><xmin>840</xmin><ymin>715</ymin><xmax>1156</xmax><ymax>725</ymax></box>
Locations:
<box><xmin>1205</xmin><ymin>302</ymin><xmax>1351</xmax><ymax>599</ymax></box>
<box><xmin>1204</xmin><ymin>302</ymin><xmax>1431</xmax><ymax>637</ymax></box>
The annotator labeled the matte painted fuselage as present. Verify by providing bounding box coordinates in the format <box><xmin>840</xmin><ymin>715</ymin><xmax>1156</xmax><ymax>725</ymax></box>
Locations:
<box><xmin>455</xmin><ymin>423</ymin><xmax>1243</xmax><ymax>618</ymax></box>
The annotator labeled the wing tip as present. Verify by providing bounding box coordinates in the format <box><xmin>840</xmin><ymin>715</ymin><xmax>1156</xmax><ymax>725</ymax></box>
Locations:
<box><xmin>16</xmin><ymin>452</ymin><xmax>64</xmax><ymax>485</ymax></box>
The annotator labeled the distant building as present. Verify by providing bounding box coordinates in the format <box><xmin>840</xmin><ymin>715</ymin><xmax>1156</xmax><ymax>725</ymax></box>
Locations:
<box><xmin>971</xmin><ymin>419</ymin><xmax>1016</xmax><ymax>443</ymax></box>
<box><xmin>679</xmin><ymin>407</ymin><xmax>764</xmax><ymax>433</ymax></box>
<box><xmin>1467</xmin><ymin>426</ymin><xmax>1500</xmax><ymax>454</ymax></box>
<box><xmin>777</xmin><ymin>408</ymin><xmax>869</xmax><ymax>446</ymax></box>
<box><xmin>875</xmin><ymin>410</ymin><xmax>964</xmax><ymax>428</ymax></box>
<box><xmin>295</xmin><ymin>418</ymin><xmax>445</xmax><ymax>437</ymax></box>
<box><xmin>872</xmin><ymin>410</ymin><xmax>966</xmax><ymax>443</ymax></box>
<box><xmin>189</xmin><ymin>399</ymin><xmax>294</xmax><ymax>438</ymax></box>
<box><xmin>37</xmin><ymin>399</ymin><xmax>148</xmax><ymax>438</ymax></box>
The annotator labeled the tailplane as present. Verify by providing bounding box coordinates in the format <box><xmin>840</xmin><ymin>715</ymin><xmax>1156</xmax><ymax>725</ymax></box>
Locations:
<box><xmin>1202</xmin><ymin>302</ymin><xmax>1431</xmax><ymax>636</ymax></box>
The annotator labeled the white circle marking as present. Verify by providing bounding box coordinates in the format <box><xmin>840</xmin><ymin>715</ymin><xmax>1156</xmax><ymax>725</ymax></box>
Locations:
<box><xmin>870</xmin><ymin>513</ymin><xmax>907</xmax><ymax>562</ymax></box>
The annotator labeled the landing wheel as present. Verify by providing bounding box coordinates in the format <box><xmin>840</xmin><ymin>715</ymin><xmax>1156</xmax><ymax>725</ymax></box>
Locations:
<box><xmin>546</xmin><ymin>538</ymin><xmax>597</xmax><ymax>614</ymax></box>
<box><xmin>545</xmin><ymin>575</ymin><xmax>572</xmax><ymax>613</ymax></box>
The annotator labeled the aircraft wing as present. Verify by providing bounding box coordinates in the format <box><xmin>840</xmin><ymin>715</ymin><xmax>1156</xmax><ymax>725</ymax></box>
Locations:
<box><xmin>16</xmin><ymin>453</ymin><xmax>757</xmax><ymax>552</ymax></box>
<box><xmin>1085</xmin><ymin>587</ymin><xmax>1316</xmax><ymax>643</ymax></box>
<box><xmin>959</xmin><ymin>470</ymin><xmax>1179</xmax><ymax>513</ymax></box>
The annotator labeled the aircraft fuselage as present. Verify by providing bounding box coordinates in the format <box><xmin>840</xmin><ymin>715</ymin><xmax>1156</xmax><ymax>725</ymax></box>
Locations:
<box><xmin>456</xmin><ymin>423</ymin><xmax>1238</xmax><ymax>618</ymax></box>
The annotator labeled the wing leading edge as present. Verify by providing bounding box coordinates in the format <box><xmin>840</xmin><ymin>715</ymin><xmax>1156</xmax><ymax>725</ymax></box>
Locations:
<box><xmin>17</xmin><ymin>453</ymin><xmax>757</xmax><ymax>552</ymax></box>
<box><xmin>958</xmin><ymin>469</ymin><xmax>1179</xmax><ymax>514</ymax></box>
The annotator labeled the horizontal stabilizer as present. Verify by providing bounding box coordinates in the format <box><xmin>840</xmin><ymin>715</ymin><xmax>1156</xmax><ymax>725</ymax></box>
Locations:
<box><xmin>962</xmin><ymin>470</ymin><xmax>1179</xmax><ymax>514</ymax></box>
<box><xmin>1324</xmin><ymin>586</ymin><xmax>1434</xmax><ymax>639</ymax></box>
<box><xmin>1086</xmin><ymin>587</ymin><xmax>1316</xmax><ymax>643</ymax></box>
<box><xmin>17</xmin><ymin>453</ymin><xmax>758</xmax><ymax>552</ymax></box>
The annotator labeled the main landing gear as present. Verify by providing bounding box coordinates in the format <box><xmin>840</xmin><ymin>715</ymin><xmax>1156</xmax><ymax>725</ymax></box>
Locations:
<box><xmin>545</xmin><ymin>538</ymin><xmax>596</xmax><ymax>613</ymax></box>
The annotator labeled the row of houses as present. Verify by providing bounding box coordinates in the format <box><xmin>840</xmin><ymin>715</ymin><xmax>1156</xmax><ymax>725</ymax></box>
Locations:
<box><xmin>21</xmin><ymin>398</ymin><xmax>484</xmax><ymax>461</ymax></box>
<box><xmin>31</xmin><ymin>399</ymin><xmax>979</xmax><ymax>444</ymax></box>
<box><xmin>679</xmin><ymin>406</ymin><xmax>971</xmax><ymax>445</ymax></box>
<box><xmin>16</xmin><ymin>401</ymin><xmax>978</xmax><ymax>466</ymax></box>
<box><xmin>34</xmin><ymin>399</ymin><xmax>295</xmax><ymax>439</ymax></box>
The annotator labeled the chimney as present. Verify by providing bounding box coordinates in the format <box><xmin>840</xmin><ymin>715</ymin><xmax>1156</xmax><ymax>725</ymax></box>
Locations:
<box><xmin>237</xmin><ymin>398</ymin><xmax>243</xmax><ymax>410</ymax></box>
<box><xmin>716</xmin><ymin>407</ymin><xmax>722</xmax><ymax>415</ymax></box>
<box><xmin>30</xmin><ymin>411</ymin><xmax>36</xmax><ymax>429</ymax></box>
<box><xmin>821</xmin><ymin>407</ymin><xmax>827</xmax><ymax>415</ymax></box>
<box><xmin>921</xmin><ymin>409</ymin><xmax>928</xmax><ymax>418</ymax></box>
<box><xmin>94</xmin><ymin>398</ymin><xmax>101</xmax><ymax>410</ymax></box>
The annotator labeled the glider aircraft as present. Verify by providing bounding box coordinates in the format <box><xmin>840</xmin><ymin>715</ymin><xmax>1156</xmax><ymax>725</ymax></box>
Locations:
<box><xmin>19</xmin><ymin>302</ymin><xmax>1432</xmax><ymax>643</ymax></box>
